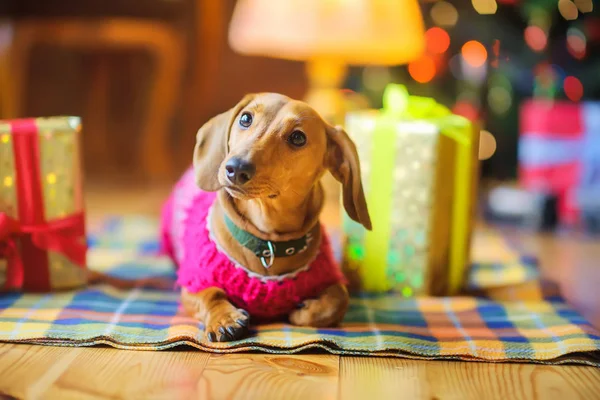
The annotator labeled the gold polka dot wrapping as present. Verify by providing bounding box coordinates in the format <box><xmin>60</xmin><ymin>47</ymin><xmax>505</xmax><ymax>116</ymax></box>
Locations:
<box><xmin>0</xmin><ymin>117</ymin><xmax>87</xmax><ymax>291</ymax></box>
<box><xmin>340</xmin><ymin>86</ymin><xmax>480</xmax><ymax>297</ymax></box>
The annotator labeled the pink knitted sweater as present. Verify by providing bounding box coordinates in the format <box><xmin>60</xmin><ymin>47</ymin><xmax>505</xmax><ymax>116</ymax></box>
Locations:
<box><xmin>159</xmin><ymin>168</ymin><xmax>345</xmax><ymax>321</ymax></box>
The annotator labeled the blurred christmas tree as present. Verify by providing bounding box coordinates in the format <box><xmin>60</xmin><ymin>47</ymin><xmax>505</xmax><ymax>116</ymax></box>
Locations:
<box><xmin>346</xmin><ymin>0</ymin><xmax>599</xmax><ymax>180</ymax></box>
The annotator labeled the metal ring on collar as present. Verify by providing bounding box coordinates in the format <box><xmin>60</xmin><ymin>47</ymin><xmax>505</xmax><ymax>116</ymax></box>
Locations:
<box><xmin>260</xmin><ymin>240</ymin><xmax>275</xmax><ymax>269</ymax></box>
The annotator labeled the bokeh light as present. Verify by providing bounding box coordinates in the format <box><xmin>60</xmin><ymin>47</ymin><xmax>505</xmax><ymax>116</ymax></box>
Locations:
<box><xmin>472</xmin><ymin>0</ymin><xmax>498</xmax><ymax>15</ymax></box>
<box><xmin>479</xmin><ymin>130</ymin><xmax>497</xmax><ymax>160</ymax></box>
<box><xmin>452</xmin><ymin>101</ymin><xmax>479</xmax><ymax>121</ymax></box>
<box><xmin>558</xmin><ymin>0</ymin><xmax>579</xmax><ymax>20</ymax></box>
<box><xmin>489</xmin><ymin>72</ymin><xmax>512</xmax><ymax>91</ymax></box>
<box><xmin>564</xmin><ymin>76</ymin><xmax>583</xmax><ymax>101</ymax></box>
<box><xmin>408</xmin><ymin>55</ymin><xmax>436</xmax><ymax>83</ymax></box>
<box><xmin>488</xmin><ymin>86</ymin><xmax>512</xmax><ymax>115</ymax></box>
<box><xmin>457</xmin><ymin>90</ymin><xmax>481</xmax><ymax>109</ymax></box>
<box><xmin>524</xmin><ymin>26</ymin><xmax>547</xmax><ymax>52</ymax></box>
<box><xmin>529</xmin><ymin>8</ymin><xmax>552</xmax><ymax>31</ymax></box>
<box><xmin>534</xmin><ymin>63</ymin><xmax>560</xmax><ymax>97</ymax></box>
<box><xmin>574</xmin><ymin>0</ymin><xmax>593</xmax><ymax>13</ymax></box>
<box><xmin>430</xmin><ymin>1</ymin><xmax>458</xmax><ymax>27</ymax></box>
<box><xmin>461</xmin><ymin>41</ymin><xmax>488</xmax><ymax>67</ymax></box>
<box><xmin>426</xmin><ymin>27</ymin><xmax>451</xmax><ymax>54</ymax></box>
<box><xmin>546</xmin><ymin>63</ymin><xmax>566</xmax><ymax>81</ymax></box>
<box><xmin>448</xmin><ymin>54</ymin><xmax>462</xmax><ymax>79</ymax></box>
<box><xmin>567</xmin><ymin>27</ymin><xmax>587</xmax><ymax>59</ymax></box>
<box><xmin>464</xmin><ymin>59</ymin><xmax>488</xmax><ymax>84</ymax></box>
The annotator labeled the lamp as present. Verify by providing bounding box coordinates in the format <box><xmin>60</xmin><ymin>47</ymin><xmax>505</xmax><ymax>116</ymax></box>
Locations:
<box><xmin>228</xmin><ymin>0</ymin><xmax>426</xmax><ymax>124</ymax></box>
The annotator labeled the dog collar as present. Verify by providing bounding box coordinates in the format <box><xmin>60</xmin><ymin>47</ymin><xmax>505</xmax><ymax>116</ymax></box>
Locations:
<box><xmin>223</xmin><ymin>213</ymin><xmax>316</xmax><ymax>269</ymax></box>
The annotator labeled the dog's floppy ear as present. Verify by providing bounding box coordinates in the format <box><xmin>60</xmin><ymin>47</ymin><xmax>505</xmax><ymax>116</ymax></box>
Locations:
<box><xmin>325</xmin><ymin>124</ymin><xmax>372</xmax><ymax>231</ymax></box>
<box><xmin>193</xmin><ymin>94</ymin><xmax>256</xmax><ymax>191</ymax></box>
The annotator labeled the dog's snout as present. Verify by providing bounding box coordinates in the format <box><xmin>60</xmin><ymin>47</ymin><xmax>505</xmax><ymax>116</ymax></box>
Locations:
<box><xmin>225</xmin><ymin>157</ymin><xmax>255</xmax><ymax>185</ymax></box>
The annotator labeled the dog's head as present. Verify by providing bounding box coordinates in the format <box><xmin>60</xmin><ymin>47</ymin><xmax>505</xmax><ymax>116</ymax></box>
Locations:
<box><xmin>193</xmin><ymin>93</ymin><xmax>371</xmax><ymax>230</ymax></box>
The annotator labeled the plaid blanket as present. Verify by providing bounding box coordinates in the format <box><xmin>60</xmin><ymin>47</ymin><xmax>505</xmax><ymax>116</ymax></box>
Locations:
<box><xmin>1</xmin><ymin>216</ymin><xmax>599</xmax><ymax>366</ymax></box>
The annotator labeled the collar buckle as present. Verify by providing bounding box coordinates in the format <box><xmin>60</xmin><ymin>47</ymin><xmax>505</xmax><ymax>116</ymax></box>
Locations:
<box><xmin>260</xmin><ymin>240</ymin><xmax>275</xmax><ymax>269</ymax></box>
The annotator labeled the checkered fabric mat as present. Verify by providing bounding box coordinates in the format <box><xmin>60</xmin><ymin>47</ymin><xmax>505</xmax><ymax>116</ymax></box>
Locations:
<box><xmin>1</xmin><ymin>216</ymin><xmax>599</xmax><ymax>366</ymax></box>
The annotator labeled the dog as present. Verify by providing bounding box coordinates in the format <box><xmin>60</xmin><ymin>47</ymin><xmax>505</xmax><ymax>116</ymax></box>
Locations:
<box><xmin>160</xmin><ymin>93</ymin><xmax>371</xmax><ymax>342</ymax></box>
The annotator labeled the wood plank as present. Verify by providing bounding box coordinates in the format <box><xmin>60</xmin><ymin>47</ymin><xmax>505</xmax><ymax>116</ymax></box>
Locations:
<box><xmin>339</xmin><ymin>357</ymin><xmax>600</xmax><ymax>400</ymax></box>
<box><xmin>0</xmin><ymin>343</ymin><xmax>82</xmax><ymax>399</ymax></box>
<box><xmin>0</xmin><ymin>344</ymin><xmax>211</xmax><ymax>400</ymax></box>
<box><xmin>196</xmin><ymin>354</ymin><xmax>339</xmax><ymax>400</ymax></box>
<box><xmin>43</xmin><ymin>347</ymin><xmax>211</xmax><ymax>400</ymax></box>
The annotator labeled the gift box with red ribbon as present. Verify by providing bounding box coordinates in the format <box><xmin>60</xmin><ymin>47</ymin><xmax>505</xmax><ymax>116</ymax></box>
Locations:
<box><xmin>519</xmin><ymin>100</ymin><xmax>600</xmax><ymax>225</ymax></box>
<box><xmin>0</xmin><ymin>117</ymin><xmax>87</xmax><ymax>292</ymax></box>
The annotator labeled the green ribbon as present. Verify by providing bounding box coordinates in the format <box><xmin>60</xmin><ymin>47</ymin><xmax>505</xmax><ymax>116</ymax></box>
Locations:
<box><xmin>362</xmin><ymin>84</ymin><xmax>475</xmax><ymax>294</ymax></box>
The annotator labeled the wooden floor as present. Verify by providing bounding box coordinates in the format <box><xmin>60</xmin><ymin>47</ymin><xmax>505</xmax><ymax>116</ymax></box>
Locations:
<box><xmin>1</xmin><ymin>183</ymin><xmax>600</xmax><ymax>399</ymax></box>
<box><xmin>1</xmin><ymin>344</ymin><xmax>600</xmax><ymax>400</ymax></box>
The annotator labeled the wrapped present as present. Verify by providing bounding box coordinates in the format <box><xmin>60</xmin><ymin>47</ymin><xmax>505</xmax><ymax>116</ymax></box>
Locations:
<box><xmin>0</xmin><ymin>117</ymin><xmax>87</xmax><ymax>292</ymax></box>
<box><xmin>341</xmin><ymin>84</ymin><xmax>480</xmax><ymax>295</ymax></box>
<box><xmin>518</xmin><ymin>99</ymin><xmax>600</xmax><ymax>225</ymax></box>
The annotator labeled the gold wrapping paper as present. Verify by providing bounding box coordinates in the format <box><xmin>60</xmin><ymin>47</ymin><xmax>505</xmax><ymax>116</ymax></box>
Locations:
<box><xmin>341</xmin><ymin>85</ymin><xmax>480</xmax><ymax>296</ymax></box>
<box><xmin>0</xmin><ymin>117</ymin><xmax>86</xmax><ymax>290</ymax></box>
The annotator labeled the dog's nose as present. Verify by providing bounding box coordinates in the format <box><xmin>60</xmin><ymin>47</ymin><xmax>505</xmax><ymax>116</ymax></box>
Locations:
<box><xmin>225</xmin><ymin>157</ymin><xmax>255</xmax><ymax>185</ymax></box>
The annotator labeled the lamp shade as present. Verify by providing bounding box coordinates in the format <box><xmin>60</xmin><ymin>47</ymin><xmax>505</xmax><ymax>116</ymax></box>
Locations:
<box><xmin>228</xmin><ymin>0</ymin><xmax>426</xmax><ymax>66</ymax></box>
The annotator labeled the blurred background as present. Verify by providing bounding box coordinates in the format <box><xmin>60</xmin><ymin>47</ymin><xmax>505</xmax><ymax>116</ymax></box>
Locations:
<box><xmin>0</xmin><ymin>0</ymin><xmax>598</xmax><ymax>230</ymax></box>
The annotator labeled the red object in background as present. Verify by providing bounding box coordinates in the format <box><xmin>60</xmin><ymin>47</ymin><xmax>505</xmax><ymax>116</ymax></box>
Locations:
<box><xmin>408</xmin><ymin>55</ymin><xmax>436</xmax><ymax>83</ymax></box>
<box><xmin>452</xmin><ymin>101</ymin><xmax>479</xmax><ymax>122</ymax></box>
<box><xmin>0</xmin><ymin>119</ymin><xmax>87</xmax><ymax>292</ymax></box>
<box><xmin>518</xmin><ymin>100</ymin><xmax>599</xmax><ymax>225</ymax></box>
<box><xmin>491</xmin><ymin>39</ymin><xmax>500</xmax><ymax>68</ymax></box>
<box><xmin>520</xmin><ymin>100</ymin><xmax>583</xmax><ymax>137</ymax></box>
<box><xmin>426</xmin><ymin>27</ymin><xmax>450</xmax><ymax>54</ymax></box>
<box><xmin>564</xmin><ymin>76</ymin><xmax>584</xmax><ymax>102</ymax></box>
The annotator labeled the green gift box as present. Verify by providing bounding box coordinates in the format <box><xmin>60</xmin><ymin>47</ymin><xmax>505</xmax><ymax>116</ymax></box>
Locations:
<box><xmin>342</xmin><ymin>84</ymin><xmax>480</xmax><ymax>296</ymax></box>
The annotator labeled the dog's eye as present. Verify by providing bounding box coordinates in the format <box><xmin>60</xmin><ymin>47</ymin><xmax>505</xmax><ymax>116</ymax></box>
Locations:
<box><xmin>239</xmin><ymin>112</ymin><xmax>253</xmax><ymax>128</ymax></box>
<box><xmin>288</xmin><ymin>130</ymin><xmax>307</xmax><ymax>147</ymax></box>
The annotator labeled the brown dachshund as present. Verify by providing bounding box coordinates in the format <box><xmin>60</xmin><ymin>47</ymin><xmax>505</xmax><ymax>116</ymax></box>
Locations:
<box><xmin>175</xmin><ymin>93</ymin><xmax>371</xmax><ymax>342</ymax></box>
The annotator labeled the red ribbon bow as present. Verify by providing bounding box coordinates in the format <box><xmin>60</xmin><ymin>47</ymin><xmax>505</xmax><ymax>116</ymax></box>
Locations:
<box><xmin>0</xmin><ymin>212</ymin><xmax>87</xmax><ymax>290</ymax></box>
<box><xmin>1</xmin><ymin>118</ymin><xmax>88</xmax><ymax>292</ymax></box>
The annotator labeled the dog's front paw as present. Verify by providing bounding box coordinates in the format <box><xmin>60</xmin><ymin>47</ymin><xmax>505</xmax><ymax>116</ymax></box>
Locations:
<box><xmin>289</xmin><ymin>284</ymin><xmax>349</xmax><ymax>327</ymax></box>
<box><xmin>205</xmin><ymin>307</ymin><xmax>250</xmax><ymax>342</ymax></box>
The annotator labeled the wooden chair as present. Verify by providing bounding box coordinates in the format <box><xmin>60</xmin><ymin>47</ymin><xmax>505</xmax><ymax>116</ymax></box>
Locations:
<box><xmin>0</xmin><ymin>6</ymin><xmax>185</xmax><ymax>178</ymax></box>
